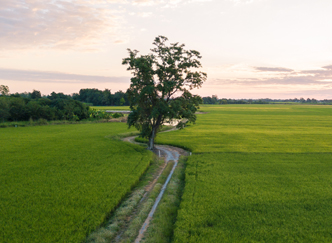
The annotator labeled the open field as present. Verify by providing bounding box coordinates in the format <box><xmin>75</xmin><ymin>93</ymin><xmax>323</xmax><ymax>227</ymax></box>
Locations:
<box><xmin>91</xmin><ymin>106</ymin><xmax>130</xmax><ymax>111</ymax></box>
<box><xmin>0</xmin><ymin>123</ymin><xmax>152</xmax><ymax>243</ymax></box>
<box><xmin>155</xmin><ymin>105</ymin><xmax>332</xmax><ymax>242</ymax></box>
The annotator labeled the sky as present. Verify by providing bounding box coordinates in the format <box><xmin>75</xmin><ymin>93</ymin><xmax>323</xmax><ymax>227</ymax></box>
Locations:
<box><xmin>1</xmin><ymin>0</ymin><xmax>332</xmax><ymax>99</ymax></box>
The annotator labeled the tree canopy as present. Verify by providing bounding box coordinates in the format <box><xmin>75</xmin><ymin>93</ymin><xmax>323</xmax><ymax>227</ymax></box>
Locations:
<box><xmin>73</xmin><ymin>88</ymin><xmax>129</xmax><ymax>106</ymax></box>
<box><xmin>0</xmin><ymin>90</ymin><xmax>90</xmax><ymax>122</ymax></box>
<box><xmin>122</xmin><ymin>36</ymin><xmax>207</xmax><ymax>150</ymax></box>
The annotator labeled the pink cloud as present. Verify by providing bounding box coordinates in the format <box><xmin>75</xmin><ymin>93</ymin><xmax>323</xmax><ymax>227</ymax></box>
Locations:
<box><xmin>255</xmin><ymin>67</ymin><xmax>294</xmax><ymax>72</ymax></box>
<box><xmin>0</xmin><ymin>68</ymin><xmax>129</xmax><ymax>84</ymax></box>
<box><xmin>209</xmin><ymin>65</ymin><xmax>332</xmax><ymax>89</ymax></box>
<box><xmin>0</xmin><ymin>0</ymin><xmax>116</xmax><ymax>50</ymax></box>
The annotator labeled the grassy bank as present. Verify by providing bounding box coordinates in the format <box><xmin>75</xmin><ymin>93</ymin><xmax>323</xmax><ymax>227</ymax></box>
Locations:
<box><xmin>0</xmin><ymin>117</ymin><xmax>119</xmax><ymax>128</ymax></box>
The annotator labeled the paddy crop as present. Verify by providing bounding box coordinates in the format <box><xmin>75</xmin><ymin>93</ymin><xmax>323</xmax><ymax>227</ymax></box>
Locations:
<box><xmin>155</xmin><ymin>105</ymin><xmax>332</xmax><ymax>242</ymax></box>
<box><xmin>0</xmin><ymin>123</ymin><xmax>152</xmax><ymax>243</ymax></box>
<box><xmin>91</xmin><ymin>106</ymin><xmax>130</xmax><ymax>111</ymax></box>
<box><xmin>156</xmin><ymin>105</ymin><xmax>332</xmax><ymax>153</ymax></box>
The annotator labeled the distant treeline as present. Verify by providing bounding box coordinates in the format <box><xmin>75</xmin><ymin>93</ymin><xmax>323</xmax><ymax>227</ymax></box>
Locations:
<box><xmin>72</xmin><ymin>89</ymin><xmax>129</xmax><ymax>106</ymax></box>
<box><xmin>0</xmin><ymin>88</ymin><xmax>128</xmax><ymax>122</ymax></box>
<box><xmin>8</xmin><ymin>88</ymin><xmax>129</xmax><ymax>106</ymax></box>
<box><xmin>202</xmin><ymin>95</ymin><xmax>332</xmax><ymax>105</ymax></box>
<box><xmin>0</xmin><ymin>90</ymin><xmax>89</xmax><ymax>122</ymax></box>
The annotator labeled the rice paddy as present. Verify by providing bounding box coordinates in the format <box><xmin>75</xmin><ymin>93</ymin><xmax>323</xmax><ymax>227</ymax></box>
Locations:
<box><xmin>155</xmin><ymin>104</ymin><xmax>332</xmax><ymax>242</ymax></box>
<box><xmin>2</xmin><ymin>104</ymin><xmax>332</xmax><ymax>242</ymax></box>
<box><xmin>0</xmin><ymin>123</ymin><xmax>152</xmax><ymax>243</ymax></box>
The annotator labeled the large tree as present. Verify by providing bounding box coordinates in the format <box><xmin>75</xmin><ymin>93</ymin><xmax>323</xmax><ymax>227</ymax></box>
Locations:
<box><xmin>122</xmin><ymin>36</ymin><xmax>207</xmax><ymax>150</ymax></box>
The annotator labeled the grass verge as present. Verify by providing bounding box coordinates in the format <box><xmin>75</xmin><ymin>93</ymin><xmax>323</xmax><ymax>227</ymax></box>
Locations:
<box><xmin>0</xmin><ymin>118</ymin><xmax>120</xmax><ymax>128</ymax></box>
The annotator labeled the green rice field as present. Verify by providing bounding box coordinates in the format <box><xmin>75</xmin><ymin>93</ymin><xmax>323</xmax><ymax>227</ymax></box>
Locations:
<box><xmin>91</xmin><ymin>106</ymin><xmax>130</xmax><ymax>111</ymax></box>
<box><xmin>155</xmin><ymin>105</ymin><xmax>332</xmax><ymax>242</ymax></box>
<box><xmin>0</xmin><ymin>123</ymin><xmax>152</xmax><ymax>242</ymax></box>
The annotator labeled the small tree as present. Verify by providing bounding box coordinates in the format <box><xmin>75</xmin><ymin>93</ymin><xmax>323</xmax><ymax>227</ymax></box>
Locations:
<box><xmin>0</xmin><ymin>85</ymin><xmax>9</xmax><ymax>96</ymax></box>
<box><xmin>31</xmin><ymin>90</ymin><xmax>42</xmax><ymax>99</ymax></box>
<box><xmin>122</xmin><ymin>36</ymin><xmax>207</xmax><ymax>150</ymax></box>
<box><xmin>120</xmin><ymin>97</ymin><xmax>125</xmax><ymax>106</ymax></box>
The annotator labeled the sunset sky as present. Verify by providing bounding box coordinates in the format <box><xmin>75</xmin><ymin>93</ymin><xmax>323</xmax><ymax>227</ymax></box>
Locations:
<box><xmin>1</xmin><ymin>0</ymin><xmax>332</xmax><ymax>99</ymax></box>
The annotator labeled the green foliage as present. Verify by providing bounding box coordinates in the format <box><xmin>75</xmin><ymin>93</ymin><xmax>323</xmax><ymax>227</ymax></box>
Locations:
<box><xmin>0</xmin><ymin>123</ymin><xmax>152</xmax><ymax>243</ymax></box>
<box><xmin>112</xmin><ymin>112</ymin><xmax>124</xmax><ymax>118</ymax></box>
<box><xmin>120</xmin><ymin>97</ymin><xmax>125</xmax><ymax>105</ymax></box>
<box><xmin>73</xmin><ymin>88</ymin><xmax>129</xmax><ymax>106</ymax></box>
<box><xmin>123</xmin><ymin>35</ymin><xmax>207</xmax><ymax>149</ymax></box>
<box><xmin>9</xmin><ymin>97</ymin><xmax>28</xmax><ymax>121</ymax></box>
<box><xmin>35</xmin><ymin>118</ymin><xmax>48</xmax><ymax>125</ymax></box>
<box><xmin>30</xmin><ymin>89</ymin><xmax>41</xmax><ymax>99</ymax></box>
<box><xmin>202</xmin><ymin>96</ymin><xmax>330</xmax><ymax>104</ymax></box>
<box><xmin>0</xmin><ymin>95</ymin><xmax>89</xmax><ymax>122</ymax></box>
<box><xmin>154</xmin><ymin>105</ymin><xmax>332</xmax><ymax>242</ymax></box>
<box><xmin>89</xmin><ymin>108</ymin><xmax>112</xmax><ymax>119</ymax></box>
<box><xmin>0</xmin><ymin>97</ymin><xmax>10</xmax><ymax>121</ymax></box>
<box><xmin>0</xmin><ymin>85</ymin><xmax>9</xmax><ymax>96</ymax></box>
<box><xmin>48</xmin><ymin>91</ymin><xmax>72</xmax><ymax>100</ymax></box>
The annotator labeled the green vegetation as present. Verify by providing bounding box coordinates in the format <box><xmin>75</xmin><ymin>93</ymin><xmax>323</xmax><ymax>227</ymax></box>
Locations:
<box><xmin>3</xmin><ymin>104</ymin><xmax>331</xmax><ymax>242</ymax></box>
<box><xmin>154</xmin><ymin>105</ymin><xmax>332</xmax><ymax>242</ymax></box>
<box><xmin>202</xmin><ymin>95</ymin><xmax>332</xmax><ymax>104</ymax></box>
<box><xmin>0</xmin><ymin>88</ymin><xmax>131</xmax><ymax>123</ymax></box>
<box><xmin>73</xmin><ymin>88</ymin><xmax>129</xmax><ymax>106</ymax></box>
<box><xmin>0</xmin><ymin>123</ymin><xmax>152</xmax><ymax>243</ymax></box>
<box><xmin>123</xmin><ymin>35</ymin><xmax>206</xmax><ymax>150</ymax></box>
<box><xmin>0</xmin><ymin>117</ymin><xmax>116</xmax><ymax>128</ymax></box>
<box><xmin>89</xmin><ymin>108</ymin><xmax>125</xmax><ymax>120</ymax></box>
<box><xmin>91</xmin><ymin>106</ymin><xmax>130</xmax><ymax>111</ymax></box>
<box><xmin>0</xmin><ymin>93</ymin><xmax>90</xmax><ymax>122</ymax></box>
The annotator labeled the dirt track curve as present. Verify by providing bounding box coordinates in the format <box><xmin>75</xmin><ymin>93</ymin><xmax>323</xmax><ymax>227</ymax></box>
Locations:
<box><xmin>121</xmin><ymin>131</ymin><xmax>188</xmax><ymax>243</ymax></box>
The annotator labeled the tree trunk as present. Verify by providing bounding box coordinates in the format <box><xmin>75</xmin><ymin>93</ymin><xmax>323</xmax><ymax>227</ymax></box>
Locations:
<box><xmin>148</xmin><ymin>126</ymin><xmax>157</xmax><ymax>150</ymax></box>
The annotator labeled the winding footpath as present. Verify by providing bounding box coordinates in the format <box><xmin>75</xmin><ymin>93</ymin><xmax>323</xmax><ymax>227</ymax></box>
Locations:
<box><xmin>122</xmin><ymin>131</ymin><xmax>187</xmax><ymax>242</ymax></box>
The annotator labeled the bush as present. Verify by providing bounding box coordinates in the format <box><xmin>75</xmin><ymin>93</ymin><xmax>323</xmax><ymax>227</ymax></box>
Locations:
<box><xmin>9</xmin><ymin>97</ymin><xmax>28</xmax><ymax>121</ymax></box>
<box><xmin>0</xmin><ymin>97</ymin><xmax>10</xmax><ymax>121</ymax></box>
<box><xmin>112</xmin><ymin>112</ymin><xmax>124</xmax><ymax>118</ymax></box>
<box><xmin>35</xmin><ymin>118</ymin><xmax>48</xmax><ymax>125</ymax></box>
<box><xmin>89</xmin><ymin>109</ymin><xmax>112</xmax><ymax>120</ymax></box>
<box><xmin>0</xmin><ymin>93</ymin><xmax>102</xmax><ymax>123</ymax></box>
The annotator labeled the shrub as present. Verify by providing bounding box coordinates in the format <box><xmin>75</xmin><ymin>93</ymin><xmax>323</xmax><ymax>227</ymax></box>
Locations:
<box><xmin>112</xmin><ymin>112</ymin><xmax>124</xmax><ymax>118</ymax></box>
<box><xmin>35</xmin><ymin>118</ymin><xmax>48</xmax><ymax>125</ymax></box>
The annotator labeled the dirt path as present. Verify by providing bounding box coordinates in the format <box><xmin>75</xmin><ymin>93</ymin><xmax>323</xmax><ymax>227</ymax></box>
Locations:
<box><xmin>121</xmin><ymin>131</ymin><xmax>188</xmax><ymax>243</ymax></box>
